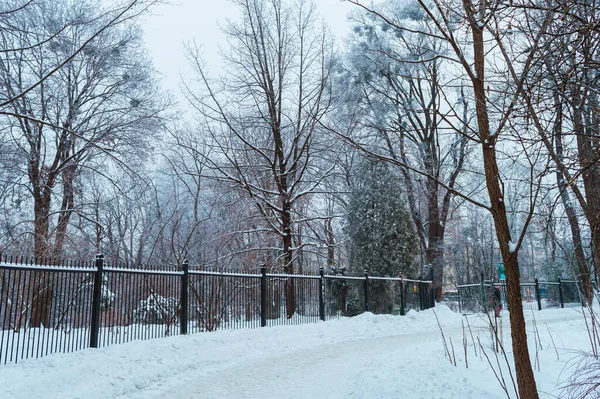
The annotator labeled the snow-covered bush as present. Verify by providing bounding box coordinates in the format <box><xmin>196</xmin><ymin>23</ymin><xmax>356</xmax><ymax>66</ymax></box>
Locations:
<box><xmin>346</xmin><ymin>158</ymin><xmax>418</xmax><ymax>314</ymax></box>
<box><xmin>132</xmin><ymin>295</ymin><xmax>178</xmax><ymax>324</ymax></box>
<box><xmin>346</xmin><ymin>158</ymin><xmax>418</xmax><ymax>278</ymax></box>
<box><xmin>100</xmin><ymin>275</ymin><xmax>115</xmax><ymax>311</ymax></box>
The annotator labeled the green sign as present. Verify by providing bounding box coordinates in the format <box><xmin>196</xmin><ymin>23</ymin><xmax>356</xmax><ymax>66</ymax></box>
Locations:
<box><xmin>498</xmin><ymin>262</ymin><xmax>506</xmax><ymax>280</ymax></box>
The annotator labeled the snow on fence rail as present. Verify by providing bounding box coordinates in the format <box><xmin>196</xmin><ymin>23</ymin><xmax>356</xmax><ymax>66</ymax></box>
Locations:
<box><xmin>0</xmin><ymin>255</ymin><xmax>434</xmax><ymax>365</ymax></box>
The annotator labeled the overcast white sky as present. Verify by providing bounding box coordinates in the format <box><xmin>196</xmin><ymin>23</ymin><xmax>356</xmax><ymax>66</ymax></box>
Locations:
<box><xmin>141</xmin><ymin>1</ymin><xmax>355</xmax><ymax>101</ymax></box>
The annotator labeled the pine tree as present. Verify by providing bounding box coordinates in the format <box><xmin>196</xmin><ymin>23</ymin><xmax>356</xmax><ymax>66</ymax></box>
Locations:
<box><xmin>346</xmin><ymin>157</ymin><xmax>418</xmax><ymax>313</ymax></box>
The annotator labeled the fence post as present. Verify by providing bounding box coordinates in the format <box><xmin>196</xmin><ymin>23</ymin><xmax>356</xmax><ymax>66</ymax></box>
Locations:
<box><xmin>318</xmin><ymin>267</ymin><xmax>325</xmax><ymax>321</ymax></box>
<box><xmin>419</xmin><ymin>277</ymin><xmax>424</xmax><ymax>311</ymax></box>
<box><xmin>535</xmin><ymin>277</ymin><xmax>542</xmax><ymax>311</ymax></box>
<box><xmin>364</xmin><ymin>270</ymin><xmax>370</xmax><ymax>313</ymax></box>
<box><xmin>180</xmin><ymin>260</ymin><xmax>189</xmax><ymax>335</ymax></box>
<box><xmin>400</xmin><ymin>279</ymin><xmax>405</xmax><ymax>316</ymax></box>
<box><xmin>260</xmin><ymin>265</ymin><xmax>267</xmax><ymax>327</ymax></box>
<box><xmin>558</xmin><ymin>277</ymin><xmax>564</xmax><ymax>308</ymax></box>
<box><xmin>480</xmin><ymin>272</ymin><xmax>486</xmax><ymax>312</ymax></box>
<box><xmin>90</xmin><ymin>254</ymin><xmax>104</xmax><ymax>348</ymax></box>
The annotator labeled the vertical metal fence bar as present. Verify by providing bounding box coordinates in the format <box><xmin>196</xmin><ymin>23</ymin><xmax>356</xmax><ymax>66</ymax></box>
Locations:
<box><xmin>71</xmin><ymin>270</ymin><xmax>80</xmax><ymax>352</ymax></box>
<box><xmin>3</xmin><ymin>269</ymin><xmax>14</xmax><ymax>364</ymax></box>
<box><xmin>87</xmin><ymin>261</ymin><xmax>94</xmax><ymax>343</ymax></box>
<box><xmin>0</xmin><ymin>268</ymin><xmax>6</xmax><ymax>364</ymax></box>
<box><xmin>126</xmin><ymin>269</ymin><xmax>131</xmax><ymax>343</ymax></box>
<box><xmin>400</xmin><ymin>279</ymin><xmax>406</xmax><ymax>316</ymax></box>
<box><xmin>72</xmin><ymin>272</ymin><xmax>81</xmax><ymax>352</ymax></box>
<box><xmin>138</xmin><ymin>272</ymin><xmax>144</xmax><ymax>342</ymax></box>
<box><xmin>86</xmin><ymin>266</ymin><xmax>94</xmax><ymax>349</ymax></box>
<box><xmin>11</xmin><ymin>269</ymin><xmax>24</xmax><ymax>363</ymax></box>
<box><xmin>104</xmin><ymin>270</ymin><xmax>111</xmax><ymax>347</ymax></box>
<box><xmin>62</xmin><ymin>272</ymin><xmax>71</xmax><ymax>354</ymax></box>
<box><xmin>558</xmin><ymin>278</ymin><xmax>564</xmax><ymax>308</ymax></box>
<box><xmin>80</xmin><ymin>267</ymin><xmax>88</xmax><ymax>349</ymax></box>
<box><xmin>67</xmin><ymin>271</ymin><xmax>76</xmax><ymax>353</ymax></box>
<box><xmin>46</xmin><ymin>270</ymin><xmax>55</xmax><ymax>357</ymax></box>
<box><xmin>535</xmin><ymin>277</ymin><xmax>542</xmax><ymax>311</ymax></box>
<box><xmin>199</xmin><ymin>272</ymin><xmax>204</xmax><ymax>332</ymax></box>
<box><xmin>90</xmin><ymin>255</ymin><xmax>103</xmax><ymax>348</ymax></box>
<box><xmin>126</xmin><ymin>270</ymin><xmax>133</xmax><ymax>345</ymax></box>
<box><xmin>418</xmin><ymin>277</ymin><xmax>424</xmax><ymax>311</ymax></box>
<box><xmin>260</xmin><ymin>265</ymin><xmax>267</xmax><ymax>327</ymax></box>
<box><xmin>319</xmin><ymin>268</ymin><xmax>325</xmax><ymax>322</ymax></box>
<box><xmin>14</xmin><ymin>269</ymin><xmax>26</xmax><ymax>363</ymax></box>
<box><xmin>56</xmin><ymin>270</ymin><xmax>65</xmax><ymax>355</ymax></box>
<box><xmin>23</xmin><ymin>267</ymin><xmax>35</xmax><ymax>361</ymax></box>
<box><xmin>196</xmin><ymin>272</ymin><xmax>201</xmax><ymax>333</ymax></box>
<box><xmin>10</xmin><ymin>269</ymin><xmax>22</xmax><ymax>363</ymax></box>
<box><xmin>227</xmin><ymin>273</ymin><xmax>231</xmax><ymax>330</ymax></box>
<box><xmin>58</xmin><ymin>270</ymin><xmax>65</xmax><ymax>355</ymax></box>
<box><xmin>364</xmin><ymin>271</ymin><xmax>369</xmax><ymax>313</ymax></box>
<box><xmin>4</xmin><ymin>268</ymin><xmax>15</xmax><ymax>363</ymax></box>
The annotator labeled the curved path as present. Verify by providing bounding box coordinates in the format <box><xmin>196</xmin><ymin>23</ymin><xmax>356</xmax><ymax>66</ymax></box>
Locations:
<box><xmin>129</xmin><ymin>329</ymin><xmax>502</xmax><ymax>399</ymax></box>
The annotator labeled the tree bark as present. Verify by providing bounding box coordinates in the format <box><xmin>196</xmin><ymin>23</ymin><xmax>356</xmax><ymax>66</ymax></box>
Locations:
<box><xmin>553</xmin><ymin>90</ymin><xmax>593</xmax><ymax>304</ymax></box>
<box><xmin>571</xmin><ymin>86</ymin><xmax>600</xmax><ymax>292</ymax></box>
<box><xmin>31</xmin><ymin>191</ymin><xmax>53</xmax><ymax>328</ymax></box>
<box><xmin>325</xmin><ymin>218</ymin><xmax>335</xmax><ymax>269</ymax></box>
<box><xmin>281</xmin><ymin>201</ymin><xmax>296</xmax><ymax>319</ymax></box>
<box><xmin>467</xmin><ymin>4</ymin><xmax>539</xmax><ymax>396</ymax></box>
<box><xmin>53</xmin><ymin>164</ymin><xmax>76</xmax><ymax>261</ymax></box>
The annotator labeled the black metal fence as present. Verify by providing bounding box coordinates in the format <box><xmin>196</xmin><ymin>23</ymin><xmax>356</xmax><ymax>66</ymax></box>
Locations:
<box><xmin>0</xmin><ymin>255</ymin><xmax>435</xmax><ymax>365</ymax></box>
<box><xmin>456</xmin><ymin>275</ymin><xmax>594</xmax><ymax>314</ymax></box>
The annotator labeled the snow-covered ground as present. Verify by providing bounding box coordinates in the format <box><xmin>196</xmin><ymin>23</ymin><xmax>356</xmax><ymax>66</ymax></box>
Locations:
<box><xmin>0</xmin><ymin>305</ymin><xmax>596</xmax><ymax>398</ymax></box>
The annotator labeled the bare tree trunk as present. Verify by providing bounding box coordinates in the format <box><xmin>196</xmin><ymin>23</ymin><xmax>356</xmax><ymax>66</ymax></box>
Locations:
<box><xmin>282</xmin><ymin>202</ymin><xmax>295</xmax><ymax>319</ymax></box>
<box><xmin>53</xmin><ymin>164</ymin><xmax>76</xmax><ymax>261</ymax></box>
<box><xmin>571</xmin><ymin>87</ymin><xmax>600</xmax><ymax>293</ymax></box>
<box><xmin>469</xmin><ymin>13</ymin><xmax>539</xmax><ymax>397</ymax></box>
<box><xmin>399</xmin><ymin>135</ymin><xmax>446</xmax><ymax>300</ymax></box>
<box><xmin>481</xmin><ymin>117</ymin><xmax>538</xmax><ymax>399</ymax></box>
<box><xmin>554</xmin><ymin>90</ymin><xmax>593</xmax><ymax>303</ymax></box>
<box><xmin>426</xmin><ymin>182</ymin><xmax>444</xmax><ymax>301</ymax></box>
<box><xmin>325</xmin><ymin>218</ymin><xmax>335</xmax><ymax>269</ymax></box>
<box><xmin>31</xmin><ymin>191</ymin><xmax>53</xmax><ymax>328</ymax></box>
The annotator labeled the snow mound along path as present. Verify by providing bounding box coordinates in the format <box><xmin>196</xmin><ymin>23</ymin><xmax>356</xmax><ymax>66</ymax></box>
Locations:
<box><xmin>0</xmin><ymin>306</ymin><xmax>462</xmax><ymax>399</ymax></box>
<box><xmin>0</xmin><ymin>305</ymin><xmax>592</xmax><ymax>399</ymax></box>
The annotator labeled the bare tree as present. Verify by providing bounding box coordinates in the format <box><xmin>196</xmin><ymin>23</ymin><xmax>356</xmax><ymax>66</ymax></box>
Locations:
<box><xmin>0</xmin><ymin>0</ymin><xmax>165</xmax><ymax>327</ymax></box>
<box><xmin>522</xmin><ymin>2</ymin><xmax>600</xmax><ymax>304</ymax></box>
<box><xmin>185</xmin><ymin>0</ymin><xmax>335</xmax><ymax>318</ymax></box>
<box><xmin>0</xmin><ymin>0</ymin><xmax>164</xmax><ymax>259</ymax></box>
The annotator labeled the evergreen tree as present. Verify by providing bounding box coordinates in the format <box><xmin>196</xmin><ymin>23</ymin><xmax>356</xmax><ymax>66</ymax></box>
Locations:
<box><xmin>346</xmin><ymin>157</ymin><xmax>418</xmax><ymax>312</ymax></box>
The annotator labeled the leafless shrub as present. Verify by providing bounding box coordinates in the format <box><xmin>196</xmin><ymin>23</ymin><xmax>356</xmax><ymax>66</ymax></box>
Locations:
<box><xmin>432</xmin><ymin>309</ymin><xmax>453</xmax><ymax>365</ymax></box>
<box><xmin>561</xmin><ymin>352</ymin><xmax>600</xmax><ymax>399</ymax></box>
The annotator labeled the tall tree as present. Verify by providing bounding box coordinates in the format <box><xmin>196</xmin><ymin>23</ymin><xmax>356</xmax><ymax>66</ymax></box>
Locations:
<box><xmin>340</xmin><ymin>4</ymin><xmax>471</xmax><ymax>300</ymax></box>
<box><xmin>185</xmin><ymin>0</ymin><xmax>335</xmax><ymax>318</ymax></box>
<box><xmin>523</xmin><ymin>2</ymin><xmax>600</xmax><ymax>304</ymax></box>
<box><xmin>0</xmin><ymin>0</ymin><xmax>164</xmax><ymax>327</ymax></box>
<box><xmin>0</xmin><ymin>0</ymin><xmax>164</xmax><ymax>260</ymax></box>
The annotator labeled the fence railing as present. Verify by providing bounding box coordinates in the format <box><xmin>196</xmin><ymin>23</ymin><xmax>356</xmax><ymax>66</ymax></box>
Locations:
<box><xmin>456</xmin><ymin>274</ymin><xmax>595</xmax><ymax>314</ymax></box>
<box><xmin>0</xmin><ymin>255</ymin><xmax>435</xmax><ymax>365</ymax></box>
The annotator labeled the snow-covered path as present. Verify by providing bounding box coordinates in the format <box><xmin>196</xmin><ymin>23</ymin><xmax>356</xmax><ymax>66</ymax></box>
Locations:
<box><xmin>0</xmin><ymin>306</ymin><xmax>595</xmax><ymax>398</ymax></box>
<box><xmin>143</xmin><ymin>331</ymin><xmax>498</xmax><ymax>399</ymax></box>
